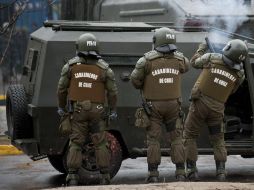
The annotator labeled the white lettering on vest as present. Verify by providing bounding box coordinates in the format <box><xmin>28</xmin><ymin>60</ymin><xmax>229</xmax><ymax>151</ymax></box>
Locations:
<box><xmin>74</xmin><ymin>72</ymin><xmax>98</xmax><ymax>80</ymax></box>
<box><xmin>159</xmin><ymin>78</ymin><xmax>173</xmax><ymax>84</ymax></box>
<box><xmin>78</xmin><ymin>82</ymin><xmax>92</xmax><ymax>88</ymax></box>
<box><xmin>214</xmin><ymin>77</ymin><xmax>228</xmax><ymax>87</ymax></box>
<box><xmin>152</xmin><ymin>68</ymin><xmax>179</xmax><ymax>76</ymax></box>
<box><xmin>211</xmin><ymin>68</ymin><xmax>236</xmax><ymax>82</ymax></box>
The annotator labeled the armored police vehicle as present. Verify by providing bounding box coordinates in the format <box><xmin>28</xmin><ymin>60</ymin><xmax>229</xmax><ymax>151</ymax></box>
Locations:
<box><xmin>6</xmin><ymin>21</ymin><xmax>254</xmax><ymax>184</ymax></box>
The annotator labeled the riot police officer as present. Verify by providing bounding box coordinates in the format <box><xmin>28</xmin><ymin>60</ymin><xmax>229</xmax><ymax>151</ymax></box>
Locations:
<box><xmin>184</xmin><ymin>39</ymin><xmax>248</xmax><ymax>181</ymax></box>
<box><xmin>57</xmin><ymin>33</ymin><xmax>118</xmax><ymax>186</ymax></box>
<box><xmin>130</xmin><ymin>27</ymin><xmax>190</xmax><ymax>182</ymax></box>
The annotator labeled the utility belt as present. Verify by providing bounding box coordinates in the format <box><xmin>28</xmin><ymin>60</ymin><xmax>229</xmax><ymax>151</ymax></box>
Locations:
<box><xmin>145</xmin><ymin>98</ymin><xmax>181</xmax><ymax>107</ymax></box>
<box><xmin>145</xmin><ymin>98</ymin><xmax>180</xmax><ymax>102</ymax></box>
<box><xmin>72</xmin><ymin>100</ymin><xmax>104</xmax><ymax>112</ymax></box>
<box><xmin>143</xmin><ymin>98</ymin><xmax>181</xmax><ymax>116</ymax></box>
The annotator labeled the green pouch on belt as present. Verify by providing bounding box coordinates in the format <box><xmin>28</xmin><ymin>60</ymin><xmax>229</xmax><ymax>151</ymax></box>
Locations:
<box><xmin>135</xmin><ymin>107</ymin><xmax>150</xmax><ymax>128</ymax></box>
<box><xmin>80</xmin><ymin>100</ymin><xmax>92</xmax><ymax>111</ymax></box>
<box><xmin>59</xmin><ymin>113</ymin><xmax>72</xmax><ymax>136</ymax></box>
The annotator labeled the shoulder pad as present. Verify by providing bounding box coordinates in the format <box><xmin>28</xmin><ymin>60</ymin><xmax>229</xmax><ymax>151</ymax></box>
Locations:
<box><xmin>68</xmin><ymin>56</ymin><xmax>83</xmax><ymax>65</ymax></box>
<box><xmin>136</xmin><ymin>57</ymin><xmax>147</xmax><ymax>69</ymax></box>
<box><xmin>144</xmin><ymin>50</ymin><xmax>162</xmax><ymax>60</ymax></box>
<box><xmin>209</xmin><ymin>53</ymin><xmax>224</xmax><ymax>66</ymax></box>
<box><xmin>96</xmin><ymin>59</ymin><xmax>109</xmax><ymax>70</ymax></box>
<box><xmin>61</xmin><ymin>63</ymin><xmax>70</xmax><ymax>76</ymax></box>
<box><xmin>106</xmin><ymin>68</ymin><xmax>115</xmax><ymax>80</ymax></box>
<box><xmin>200</xmin><ymin>53</ymin><xmax>212</xmax><ymax>61</ymax></box>
<box><xmin>173</xmin><ymin>51</ymin><xmax>184</xmax><ymax>61</ymax></box>
<box><xmin>210</xmin><ymin>53</ymin><xmax>223</xmax><ymax>61</ymax></box>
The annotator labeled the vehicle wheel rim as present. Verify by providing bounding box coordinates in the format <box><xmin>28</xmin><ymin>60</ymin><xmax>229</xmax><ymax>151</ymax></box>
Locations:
<box><xmin>81</xmin><ymin>143</ymin><xmax>99</xmax><ymax>171</ymax></box>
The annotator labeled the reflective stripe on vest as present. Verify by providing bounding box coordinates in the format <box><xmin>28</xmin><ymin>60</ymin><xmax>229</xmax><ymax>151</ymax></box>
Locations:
<box><xmin>143</xmin><ymin>57</ymin><xmax>181</xmax><ymax>100</ymax></box>
<box><xmin>198</xmin><ymin>64</ymin><xmax>238</xmax><ymax>103</ymax></box>
<box><xmin>68</xmin><ymin>64</ymin><xmax>105</xmax><ymax>103</ymax></box>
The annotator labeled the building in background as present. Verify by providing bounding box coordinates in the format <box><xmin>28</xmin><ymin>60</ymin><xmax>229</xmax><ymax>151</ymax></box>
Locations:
<box><xmin>15</xmin><ymin>0</ymin><xmax>61</xmax><ymax>33</ymax></box>
<box><xmin>0</xmin><ymin>0</ymin><xmax>61</xmax><ymax>97</ymax></box>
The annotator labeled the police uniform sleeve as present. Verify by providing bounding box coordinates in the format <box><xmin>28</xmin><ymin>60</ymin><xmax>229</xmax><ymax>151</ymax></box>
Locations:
<box><xmin>181</xmin><ymin>56</ymin><xmax>190</xmax><ymax>73</ymax></box>
<box><xmin>57</xmin><ymin>63</ymin><xmax>71</xmax><ymax>109</ymax></box>
<box><xmin>177</xmin><ymin>54</ymin><xmax>190</xmax><ymax>73</ymax></box>
<box><xmin>105</xmin><ymin>68</ymin><xmax>118</xmax><ymax>111</ymax></box>
<box><xmin>193</xmin><ymin>53</ymin><xmax>211</xmax><ymax>69</ymax></box>
<box><xmin>130</xmin><ymin>57</ymin><xmax>146</xmax><ymax>89</ymax></box>
<box><xmin>232</xmin><ymin>69</ymin><xmax>245</xmax><ymax>93</ymax></box>
<box><xmin>190</xmin><ymin>43</ymin><xmax>208</xmax><ymax>65</ymax></box>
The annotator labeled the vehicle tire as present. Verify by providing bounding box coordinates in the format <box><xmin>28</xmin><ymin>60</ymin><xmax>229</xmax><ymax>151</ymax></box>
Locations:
<box><xmin>6</xmin><ymin>84</ymin><xmax>33</xmax><ymax>140</ymax></box>
<box><xmin>63</xmin><ymin>132</ymin><xmax>123</xmax><ymax>185</ymax></box>
<box><xmin>48</xmin><ymin>154</ymin><xmax>67</xmax><ymax>174</ymax></box>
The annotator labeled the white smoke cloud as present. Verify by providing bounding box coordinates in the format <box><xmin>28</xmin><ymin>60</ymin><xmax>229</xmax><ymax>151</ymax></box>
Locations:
<box><xmin>160</xmin><ymin>0</ymin><xmax>250</xmax><ymax>33</ymax></box>
<box><xmin>159</xmin><ymin>0</ymin><xmax>250</xmax><ymax>47</ymax></box>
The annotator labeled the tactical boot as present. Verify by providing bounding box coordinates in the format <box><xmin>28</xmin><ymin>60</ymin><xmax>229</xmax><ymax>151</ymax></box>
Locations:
<box><xmin>146</xmin><ymin>164</ymin><xmax>159</xmax><ymax>183</ymax></box>
<box><xmin>146</xmin><ymin>176</ymin><xmax>159</xmax><ymax>183</ymax></box>
<box><xmin>175</xmin><ymin>163</ymin><xmax>186</xmax><ymax>182</ymax></box>
<box><xmin>176</xmin><ymin>175</ymin><xmax>186</xmax><ymax>182</ymax></box>
<box><xmin>66</xmin><ymin>171</ymin><xmax>79</xmax><ymax>186</ymax></box>
<box><xmin>216</xmin><ymin>161</ymin><xmax>226</xmax><ymax>182</ymax></box>
<box><xmin>100</xmin><ymin>173</ymin><xmax>111</xmax><ymax>185</ymax></box>
<box><xmin>186</xmin><ymin>160</ymin><xmax>200</xmax><ymax>181</ymax></box>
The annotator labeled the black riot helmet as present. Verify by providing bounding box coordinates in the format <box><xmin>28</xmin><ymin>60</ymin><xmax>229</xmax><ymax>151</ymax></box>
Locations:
<box><xmin>222</xmin><ymin>39</ymin><xmax>248</xmax><ymax>70</ymax></box>
<box><xmin>153</xmin><ymin>27</ymin><xmax>177</xmax><ymax>53</ymax></box>
<box><xmin>76</xmin><ymin>33</ymin><xmax>100</xmax><ymax>57</ymax></box>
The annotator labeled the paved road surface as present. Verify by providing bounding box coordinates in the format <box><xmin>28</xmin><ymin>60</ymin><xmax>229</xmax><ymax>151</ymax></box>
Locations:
<box><xmin>1</xmin><ymin>106</ymin><xmax>254</xmax><ymax>189</ymax></box>
<box><xmin>0</xmin><ymin>155</ymin><xmax>253</xmax><ymax>190</ymax></box>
